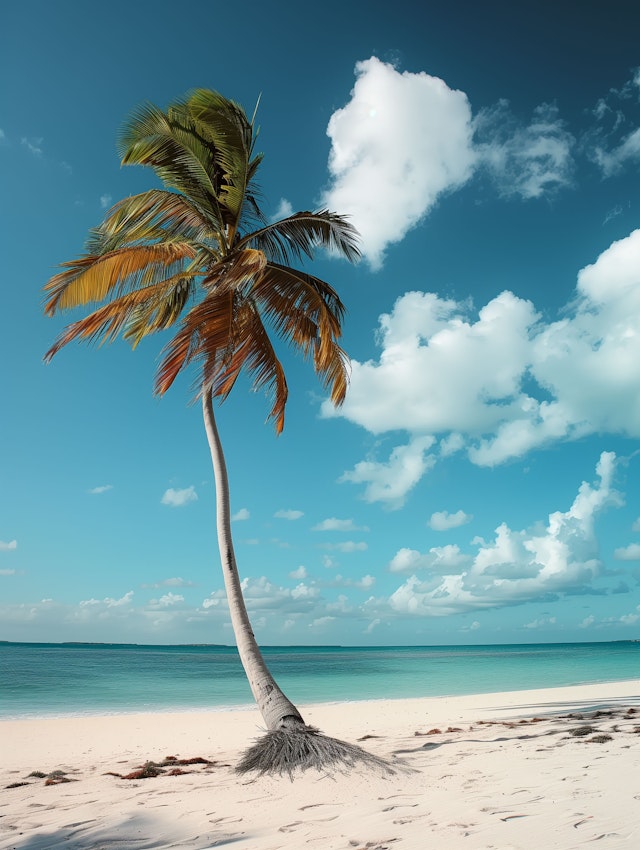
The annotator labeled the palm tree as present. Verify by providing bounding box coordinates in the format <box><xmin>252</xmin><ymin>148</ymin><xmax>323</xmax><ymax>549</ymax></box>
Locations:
<box><xmin>44</xmin><ymin>90</ymin><xmax>391</xmax><ymax>776</ymax></box>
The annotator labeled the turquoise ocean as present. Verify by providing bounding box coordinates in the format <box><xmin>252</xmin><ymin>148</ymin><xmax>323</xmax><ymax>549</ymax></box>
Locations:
<box><xmin>1</xmin><ymin>641</ymin><xmax>638</xmax><ymax>720</ymax></box>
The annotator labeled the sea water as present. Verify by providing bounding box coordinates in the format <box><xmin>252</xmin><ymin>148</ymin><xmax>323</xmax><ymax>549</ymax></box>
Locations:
<box><xmin>0</xmin><ymin>641</ymin><xmax>638</xmax><ymax>719</ymax></box>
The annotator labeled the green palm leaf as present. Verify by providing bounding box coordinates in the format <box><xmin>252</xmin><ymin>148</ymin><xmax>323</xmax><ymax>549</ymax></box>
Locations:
<box><xmin>239</xmin><ymin>210</ymin><xmax>360</xmax><ymax>265</ymax></box>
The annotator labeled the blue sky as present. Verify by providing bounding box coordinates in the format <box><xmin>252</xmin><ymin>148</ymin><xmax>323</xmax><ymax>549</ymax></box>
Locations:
<box><xmin>2</xmin><ymin>0</ymin><xmax>640</xmax><ymax>645</ymax></box>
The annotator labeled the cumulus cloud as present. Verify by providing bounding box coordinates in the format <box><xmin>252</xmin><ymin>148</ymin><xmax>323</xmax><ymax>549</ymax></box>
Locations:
<box><xmin>321</xmin><ymin>57</ymin><xmax>476</xmax><ymax>268</ymax></box>
<box><xmin>389</xmin><ymin>545</ymin><xmax>470</xmax><ymax>574</ymax></box>
<box><xmin>232</xmin><ymin>508</ymin><xmax>250</xmax><ymax>521</ymax></box>
<box><xmin>325</xmin><ymin>228</ymin><xmax>640</xmax><ymax>500</ymax></box>
<box><xmin>614</xmin><ymin>543</ymin><xmax>640</xmax><ymax>561</ymax></box>
<box><xmin>321</xmin><ymin>58</ymin><xmax>583</xmax><ymax>269</ymax></box>
<box><xmin>80</xmin><ymin>591</ymin><xmax>134</xmax><ymax>608</ymax></box>
<box><xmin>428</xmin><ymin>510</ymin><xmax>472</xmax><ymax>531</ymax></box>
<box><xmin>289</xmin><ymin>565</ymin><xmax>308</xmax><ymax>580</ymax></box>
<box><xmin>161</xmin><ymin>486</ymin><xmax>198</xmax><ymax>508</ymax></box>
<box><xmin>523</xmin><ymin>616</ymin><xmax>557</xmax><ymax>629</ymax></box>
<box><xmin>149</xmin><ymin>592</ymin><xmax>184</xmax><ymax>608</ymax></box>
<box><xmin>386</xmin><ymin>452</ymin><xmax>621</xmax><ymax>615</ymax></box>
<box><xmin>0</xmin><ymin>540</ymin><xmax>17</xmax><ymax>551</ymax></box>
<box><xmin>204</xmin><ymin>575</ymin><xmax>321</xmax><ymax>616</ymax></box>
<box><xmin>274</xmin><ymin>509</ymin><xmax>304</xmax><ymax>520</ymax></box>
<box><xmin>619</xmin><ymin>605</ymin><xmax>640</xmax><ymax>625</ymax></box>
<box><xmin>330</xmin><ymin>573</ymin><xmax>376</xmax><ymax>590</ymax></box>
<box><xmin>313</xmin><ymin>517</ymin><xmax>369</xmax><ymax>532</ymax></box>
<box><xmin>88</xmin><ymin>484</ymin><xmax>113</xmax><ymax>495</ymax></box>
<box><xmin>100</xmin><ymin>194</ymin><xmax>112</xmax><ymax>209</ymax></box>
<box><xmin>339</xmin><ymin>436</ymin><xmax>436</xmax><ymax>509</ymax></box>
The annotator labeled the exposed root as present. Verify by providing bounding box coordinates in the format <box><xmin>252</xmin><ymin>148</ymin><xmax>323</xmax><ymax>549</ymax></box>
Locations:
<box><xmin>235</xmin><ymin>725</ymin><xmax>399</xmax><ymax>779</ymax></box>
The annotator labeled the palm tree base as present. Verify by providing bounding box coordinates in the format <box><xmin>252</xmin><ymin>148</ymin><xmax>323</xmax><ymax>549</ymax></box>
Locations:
<box><xmin>235</xmin><ymin>725</ymin><xmax>397</xmax><ymax>779</ymax></box>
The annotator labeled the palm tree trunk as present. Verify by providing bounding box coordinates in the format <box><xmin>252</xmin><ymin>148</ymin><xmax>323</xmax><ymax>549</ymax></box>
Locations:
<box><xmin>202</xmin><ymin>385</ymin><xmax>306</xmax><ymax>731</ymax></box>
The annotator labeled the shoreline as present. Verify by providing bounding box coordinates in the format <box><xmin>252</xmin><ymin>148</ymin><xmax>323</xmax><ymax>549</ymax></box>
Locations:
<box><xmin>2</xmin><ymin>680</ymin><xmax>639</xmax><ymax>849</ymax></box>
<box><xmin>2</xmin><ymin>673</ymin><xmax>640</xmax><ymax>723</ymax></box>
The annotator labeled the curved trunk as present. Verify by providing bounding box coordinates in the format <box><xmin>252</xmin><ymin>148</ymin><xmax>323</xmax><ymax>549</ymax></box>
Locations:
<box><xmin>202</xmin><ymin>386</ymin><xmax>306</xmax><ymax>731</ymax></box>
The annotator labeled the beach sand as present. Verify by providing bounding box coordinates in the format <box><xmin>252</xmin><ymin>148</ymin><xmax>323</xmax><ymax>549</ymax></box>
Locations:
<box><xmin>1</xmin><ymin>680</ymin><xmax>639</xmax><ymax>849</ymax></box>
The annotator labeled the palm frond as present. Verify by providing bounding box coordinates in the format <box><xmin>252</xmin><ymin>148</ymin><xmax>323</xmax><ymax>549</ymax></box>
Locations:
<box><xmin>238</xmin><ymin>210</ymin><xmax>361</xmax><ymax>265</ymax></box>
<box><xmin>44</xmin><ymin>275</ymin><xmax>195</xmax><ymax>361</ymax></box>
<box><xmin>236</xmin><ymin>726</ymin><xmax>397</xmax><ymax>779</ymax></box>
<box><xmin>86</xmin><ymin>190</ymin><xmax>220</xmax><ymax>255</ymax></box>
<box><xmin>254</xmin><ymin>263</ymin><xmax>345</xmax><ymax>337</ymax></box>
<box><xmin>43</xmin><ymin>243</ymin><xmax>195</xmax><ymax>315</ymax></box>
<box><xmin>155</xmin><ymin>289</ymin><xmax>236</xmax><ymax>396</ymax></box>
<box><xmin>210</xmin><ymin>300</ymin><xmax>288</xmax><ymax>432</ymax></box>
<box><xmin>184</xmin><ymin>89</ymin><xmax>265</xmax><ymax>235</ymax></box>
<box><xmin>200</xmin><ymin>248</ymin><xmax>267</xmax><ymax>298</ymax></box>
<box><xmin>118</xmin><ymin>101</ymin><xmax>227</xmax><ymax>228</ymax></box>
<box><xmin>252</xmin><ymin>264</ymin><xmax>349</xmax><ymax>407</ymax></box>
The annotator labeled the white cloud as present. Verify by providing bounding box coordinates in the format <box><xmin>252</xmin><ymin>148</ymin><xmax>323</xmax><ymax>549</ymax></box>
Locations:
<box><xmin>321</xmin><ymin>58</ymin><xmax>581</xmax><ymax>270</ymax></box>
<box><xmin>100</xmin><ymin>193</ymin><xmax>112</xmax><ymax>209</ymax></box>
<box><xmin>21</xmin><ymin>136</ymin><xmax>43</xmax><ymax>156</ymax></box>
<box><xmin>274</xmin><ymin>509</ymin><xmax>304</xmax><ymax>520</ymax></box>
<box><xmin>309</xmin><ymin>616</ymin><xmax>336</xmax><ymax>629</ymax></box>
<box><xmin>322</xmin><ymin>541</ymin><xmax>368</xmax><ymax>553</ymax></box>
<box><xmin>620</xmin><ymin>606</ymin><xmax>640</xmax><ymax>625</ymax></box>
<box><xmin>325</xmin><ymin>228</ymin><xmax>640</xmax><ymax>498</ymax></box>
<box><xmin>88</xmin><ymin>484</ymin><xmax>113</xmax><ymax>495</ymax></box>
<box><xmin>231</xmin><ymin>507</ymin><xmax>250</xmax><ymax>521</ymax></box>
<box><xmin>80</xmin><ymin>591</ymin><xmax>134</xmax><ymax>608</ymax></box>
<box><xmin>594</xmin><ymin>128</ymin><xmax>640</xmax><ymax>176</ymax></box>
<box><xmin>150</xmin><ymin>592</ymin><xmax>184</xmax><ymax>608</ymax></box>
<box><xmin>202</xmin><ymin>575</ymin><xmax>321</xmax><ymax>617</ymax></box>
<box><xmin>0</xmin><ymin>569</ymin><xmax>16</xmax><ymax>576</ymax></box>
<box><xmin>322</xmin><ymin>57</ymin><xmax>476</xmax><ymax>269</ymax></box>
<box><xmin>632</xmin><ymin>517</ymin><xmax>640</xmax><ymax>532</ymax></box>
<box><xmin>161</xmin><ymin>486</ymin><xmax>198</xmax><ymax>508</ymax></box>
<box><xmin>475</xmin><ymin>101</ymin><xmax>574</xmax><ymax>198</ymax></box>
<box><xmin>614</xmin><ymin>543</ymin><xmax>640</xmax><ymax>561</ymax></box>
<box><xmin>289</xmin><ymin>565</ymin><xmax>308</xmax><ymax>580</ymax></box>
<box><xmin>523</xmin><ymin>616</ymin><xmax>557</xmax><ymax>629</ymax></box>
<box><xmin>142</xmin><ymin>577</ymin><xmax>195</xmax><ymax>589</ymax></box>
<box><xmin>580</xmin><ymin>614</ymin><xmax>596</xmax><ymax>629</ymax></box>
<box><xmin>271</xmin><ymin>198</ymin><xmax>293</xmax><ymax>221</ymax></box>
<box><xmin>313</xmin><ymin>517</ymin><xmax>369</xmax><ymax>532</ymax></box>
<box><xmin>428</xmin><ymin>510</ymin><xmax>472</xmax><ymax>531</ymax></box>
<box><xmin>331</xmin><ymin>573</ymin><xmax>376</xmax><ymax>590</ymax></box>
<box><xmin>389</xmin><ymin>545</ymin><xmax>470</xmax><ymax>573</ymax></box>
<box><xmin>586</xmin><ymin>70</ymin><xmax>640</xmax><ymax>176</ymax></box>
<box><xmin>339</xmin><ymin>436</ymin><xmax>436</xmax><ymax>508</ymax></box>
<box><xmin>0</xmin><ymin>540</ymin><xmax>17</xmax><ymax>551</ymax></box>
<box><xmin>387</xmin><ymin>452</ymin><xmax>620</xmax><ymax>616</ymax></box>
<box><xmin>324</xmin><ymin>290</ymin><xmax>536</xmax><ymax>436</ymax></box>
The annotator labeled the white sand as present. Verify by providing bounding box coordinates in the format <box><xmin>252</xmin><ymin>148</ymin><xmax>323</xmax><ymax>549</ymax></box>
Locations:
<box><xmin>1</xmin><ymin>680</ymin><xmax>639</xmax><ymax>849</ymax></box>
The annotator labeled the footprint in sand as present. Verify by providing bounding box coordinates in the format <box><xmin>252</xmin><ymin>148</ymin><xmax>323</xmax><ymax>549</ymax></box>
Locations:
<box><xmin>279</xmin><ymin>820</ymin><xmax>303</xmax><ymax>832</ymax></box>
<box><xmin>299</xmin><ymin>802</ymin><xmax>334</xmax><ymax>810</ymax></box>
<box><xmin>382</xmin><ymin>803</ymin><xmax>419</xmax><ymax>812</ymax></box>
